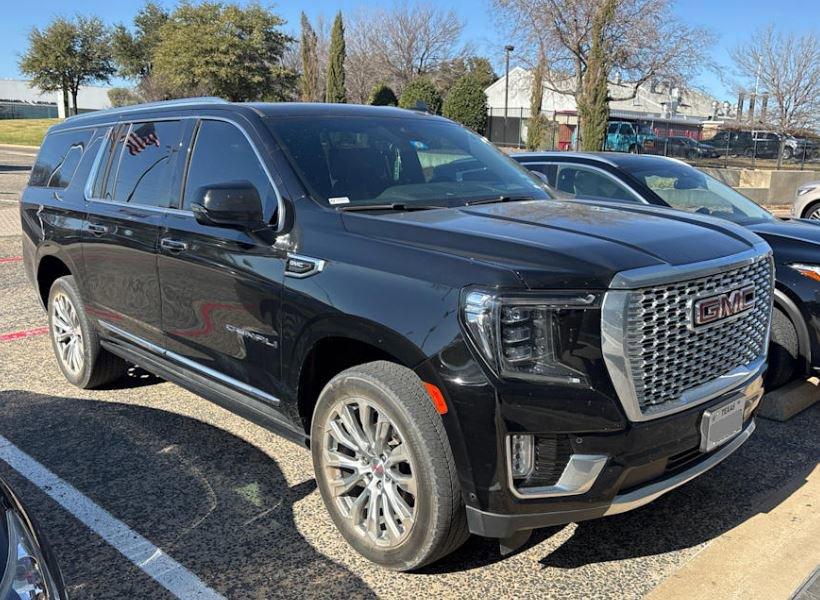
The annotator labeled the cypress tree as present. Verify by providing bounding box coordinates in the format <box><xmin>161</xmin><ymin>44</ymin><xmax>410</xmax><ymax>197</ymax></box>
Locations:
<box><xmin>578</xmin><ymin>0</ymin><xmax>616</xmax><ymax>151</ymax></box>
<box><xmin>299</xmin><ymin>12</ymin><xmax>319</xmax><ymax>102</ymax></box>
<box><xmin>325</xmin><ymin>12</ymin><xmax>346</xmax><ymax>103</ymax></box>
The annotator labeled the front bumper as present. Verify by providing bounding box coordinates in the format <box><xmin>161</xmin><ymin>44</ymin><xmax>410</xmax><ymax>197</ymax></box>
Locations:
<box><xmin>467</xmin><ymin>419</ymin><xmax>755</xmax><ymax>538</ymax></box>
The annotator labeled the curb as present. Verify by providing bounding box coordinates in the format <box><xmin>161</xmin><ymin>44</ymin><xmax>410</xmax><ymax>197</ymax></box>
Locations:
<box><xmin>759</xmin><ymin>378</ymin><xmax>819</xmax><ymax>421</ymax></box>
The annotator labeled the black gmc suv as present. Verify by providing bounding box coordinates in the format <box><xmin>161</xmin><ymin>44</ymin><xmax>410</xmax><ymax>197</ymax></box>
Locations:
<box><xmin>21</xmin><ymin>99</ymin><xmax>773</xmax><ymax>571</ymax></box>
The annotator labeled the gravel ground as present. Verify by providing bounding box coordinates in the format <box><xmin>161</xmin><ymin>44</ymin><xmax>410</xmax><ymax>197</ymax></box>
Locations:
<box><xmin>0</xmin><ymin>149</ymin><xmax>817</xmax><ymax>599</ymax></box>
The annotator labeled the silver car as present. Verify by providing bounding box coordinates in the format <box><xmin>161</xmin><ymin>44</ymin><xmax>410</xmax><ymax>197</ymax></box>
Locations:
<box><xmin>793</xmin><ymin>181</ymin><xmax>820</xmax><ymax>220</ymax></box>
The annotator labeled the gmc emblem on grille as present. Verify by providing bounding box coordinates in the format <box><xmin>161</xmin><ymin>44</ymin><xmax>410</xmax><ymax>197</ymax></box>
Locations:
<box><xmin>691</xmin><ymin>285</ymin><xmax>756</xmax><ymax>329</ymax></box>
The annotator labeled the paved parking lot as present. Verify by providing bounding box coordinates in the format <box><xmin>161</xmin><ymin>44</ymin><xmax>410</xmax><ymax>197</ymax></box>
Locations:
<box><xmin>0</xmin><ymin>148</ymin><xmax>817</xmax><ymax>599</ymax></box>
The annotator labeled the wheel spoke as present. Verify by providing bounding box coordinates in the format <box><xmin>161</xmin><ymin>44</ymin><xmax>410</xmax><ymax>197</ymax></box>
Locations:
<box><xmin>348</xmin><ymin>486</ymin><xmax>370</xmax><ymax>525</ymax></box>
<box><xmin>384</xmin><ymin>481</ymin><xmax>413</xmax><ymax>520</ymax></box>
<box><xmin>338</xmin><ymin>404</ymin><xmax>370</xmax><ymax>453</ymax></box>
<box><xmin>385</xmin><ymin>443</ymin><xmax>409</xmax><ymax>468</ymax></box>
<box><xmin>373</xmin><ymin>415</ymin><xmax>391</xmax><ymax>454</ymax></box>
<box><xmin>328</xmin><ymin>419</ymin><xmax>359</xmax><ymax>453</ymax></box>
<box><xmin>381</xmin><ymin>490</ymin><xmax>402</xmax><ymax>540</ymax></box>
<box><xmin>329</xmin><ymin>471</ymin><xmax>366</xmax><ymax>496</ymax></box>
<box><xmin>365</xmin><ymin>485</ymin><xmax>382</xmax><ymax>539</ymax></box>
<box><xmin>324</xmin><ymin>449</ymin><xmax>363</xmax><ymax>472</ymax></box>
<box><xmin>391</xmin><ymin>472</ymin><xmax>417</xmax><ymax>496</ymax></box>
<box><xmin>359</xmin><ymin>403</ymin><xmax>376</xmax><ymax>446</ymax></box>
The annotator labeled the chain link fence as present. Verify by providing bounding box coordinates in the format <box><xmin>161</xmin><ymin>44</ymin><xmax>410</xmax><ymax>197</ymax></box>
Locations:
<box><xmin>486</xmin><ymin>107</ymin><xmax>820</xmax><ymax>171</ymax></box>
<box><xmin>0</xmin><ymin>102</ymin><xmax>58</xmax><ymax>120</ymax></box>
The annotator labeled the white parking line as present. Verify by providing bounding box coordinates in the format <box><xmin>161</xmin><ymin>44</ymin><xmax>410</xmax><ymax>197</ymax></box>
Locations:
<box><xmin>0</xmin><ymin>435</ymin><xmax>225</xmax><ymax>600</ymax></box>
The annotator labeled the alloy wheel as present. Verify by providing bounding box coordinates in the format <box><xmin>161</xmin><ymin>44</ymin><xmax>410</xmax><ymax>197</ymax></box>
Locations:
<box><xmin>321</xmin><ymin>398</ymin><xmax>417</xmax><ymax>548</ymax></box>
<box><xmin>51</xmin><ymin>292</ymin><xmax>84</xmax><ymax>376</ymax></box>
<box><xmin>808</xmin><ymin>207</ymin><xmax>820</xmax><ymax>220</ymax></box>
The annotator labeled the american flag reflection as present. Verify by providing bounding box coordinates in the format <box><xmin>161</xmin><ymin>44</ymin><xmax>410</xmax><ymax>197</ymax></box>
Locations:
<box><xmin>126</xmin><ymin>124</ymin><xmax>160</xmax><ymax>156</ymax></box>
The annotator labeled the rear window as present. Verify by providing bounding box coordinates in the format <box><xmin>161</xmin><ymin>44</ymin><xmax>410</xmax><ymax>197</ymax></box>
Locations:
<box><xmin>29</xmin><ymin>129</ymin><xmax>93</xmax><ymax>189</ymax></box>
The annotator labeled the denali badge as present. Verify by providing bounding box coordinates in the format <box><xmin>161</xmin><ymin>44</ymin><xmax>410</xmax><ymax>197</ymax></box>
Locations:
<box><xmin>691</xmin><ymin>285</ymin><xmax>755</xmax><ymax>329</ymax></box>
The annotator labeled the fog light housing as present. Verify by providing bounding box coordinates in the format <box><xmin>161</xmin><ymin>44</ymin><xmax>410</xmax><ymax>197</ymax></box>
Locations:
<box><xmin>744</xmin><ymin>390</ymin><xmax>763</xmax><ymax>420</ymax></box>
<box><xmin>508</xmin><ymin>434</ymin><xmax>534</xmax><ymax>479</ymax></box>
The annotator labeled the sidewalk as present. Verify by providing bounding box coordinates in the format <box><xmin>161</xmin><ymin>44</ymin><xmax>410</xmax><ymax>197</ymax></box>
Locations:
<box><xmin>647</xmin><ymin>464</ymin><xmax>820</xmax><ymax>600</ymax></box>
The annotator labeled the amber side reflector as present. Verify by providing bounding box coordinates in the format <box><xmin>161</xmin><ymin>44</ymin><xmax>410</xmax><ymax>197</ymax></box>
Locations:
<box><xmin>423</xmin><ymin>382</ymin><xmax>448</xmax><ymax>415</ymax></box>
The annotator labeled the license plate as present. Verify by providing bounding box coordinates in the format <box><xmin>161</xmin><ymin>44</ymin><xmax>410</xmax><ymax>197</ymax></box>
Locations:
<box><xmin>699</xmin><ymin>397</ymin><xmax>744</xmax><ymax>452</ymax></box>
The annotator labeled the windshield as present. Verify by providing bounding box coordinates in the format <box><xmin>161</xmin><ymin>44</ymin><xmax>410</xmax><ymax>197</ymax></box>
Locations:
<box><xmin>265</xmin><ymin>116</ymin><xmax>549</xmax><ymax>208</ymax></box>
<box><xmin>621</xmin><ymin>160</ymin><xmax>774</xmax><ymax>224</ymax></box>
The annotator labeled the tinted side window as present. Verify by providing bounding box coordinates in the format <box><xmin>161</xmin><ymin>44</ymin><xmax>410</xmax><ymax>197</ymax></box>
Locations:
<box><xmin>555</xmin><ymin>165</ymin><xmax>636</xmax><ymax>202</ymax></box>
<box><xmin>522</xmin><ymin>163</ymin><xmax>557</xmax><ymax>186</ymax></box>
<box><xmin>29</xmin><ymin>129</ymin><xmax>93</xmax><ymax>188</ymax></box>
<box><xmin>109</xmin><ymin>120</ymin><xmax>183</xmax><ymax>208</ymax></box>
<box><xmin>183</xmin><ymin>120</ymin><xmax>272</xmax><ymax>210</ymax></box>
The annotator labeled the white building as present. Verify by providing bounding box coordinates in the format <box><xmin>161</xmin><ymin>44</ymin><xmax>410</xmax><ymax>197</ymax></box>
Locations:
<box><xmin>0</xmin><ymin>79</ymin><xmax>112</xmax><ymax>119</ymax></box>
<box><xmin>484</xmin><ymin>66</ymin><xmax>724</xmax><ymax>146</ymax></box>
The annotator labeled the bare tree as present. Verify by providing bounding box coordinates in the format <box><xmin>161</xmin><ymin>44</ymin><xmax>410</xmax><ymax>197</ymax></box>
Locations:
<box><xmin>358</xmin><ymin>3</ymin><xmax>467</xmax><ymax>93</ymax></box>
<box><xmin>492</xmin><ymin>0</ymin><xmax>710</xmax><ymax>140</ymax></box>
<box><xmin>731</xmin><ymin>26</ymin><xmax>820</xmax><ymax>167</ymax></box>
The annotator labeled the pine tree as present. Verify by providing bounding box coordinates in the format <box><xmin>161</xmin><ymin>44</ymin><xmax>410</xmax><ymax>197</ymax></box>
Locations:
<box><xmin>325</xmin><ymin>12</ymin><xmax>346</xmax><ymax>103</ymax></box>
<box><xmin>578</xmin><ymin>0</ymin><xmax>616</xmax><ymax>151</ymax></box>
<box><xmin>299</xmin><ymin>12</ymin><xmax>319</xmax><ymax>102</ymax></box>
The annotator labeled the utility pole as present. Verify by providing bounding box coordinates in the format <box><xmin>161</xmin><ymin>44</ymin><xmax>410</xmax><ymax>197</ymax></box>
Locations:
<box><xmin>504</xmin><ymin>44</ymin><xmax>514</xmax><ymax>144</ymax></box>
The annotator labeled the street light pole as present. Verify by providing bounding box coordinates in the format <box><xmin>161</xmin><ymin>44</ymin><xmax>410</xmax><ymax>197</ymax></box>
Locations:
<box><xmin>504</xmin><ymin>44</ymin><xmax>514</xmax><ymax>144</ymax></box>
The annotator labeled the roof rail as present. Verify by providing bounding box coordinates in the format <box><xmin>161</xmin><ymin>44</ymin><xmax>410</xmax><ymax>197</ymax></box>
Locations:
<box><xmin>64</xmin><ymin>96</ymin><xmax>229</xmax><ymax>123</ymax></box>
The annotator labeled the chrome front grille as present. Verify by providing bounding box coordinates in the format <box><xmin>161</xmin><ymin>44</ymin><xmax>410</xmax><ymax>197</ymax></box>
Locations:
<box><xmin>601</xmin><ymin>248</ymin><xmax>774</xmax><ymax>421</ymax></box>
<box><xmin>626</xmin><ymin>256</ymin><xmax>772</xmax><ymax>411</ymax></box>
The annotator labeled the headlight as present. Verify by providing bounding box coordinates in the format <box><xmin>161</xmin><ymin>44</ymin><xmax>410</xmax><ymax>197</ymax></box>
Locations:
<box><xmin>1</xmin><ymin>509</ymin><xmax>60</xmax><ymax>599</ymax></box>
<box><xmin>789</xmin><ymin>263</ymin><xmax>820</xmax><ymax>282</ymax></box>
<box><xmin>797</xmin><ymin>185</ymin><xmax>816</xmax><ymax>196</ymax></box>
<box><xmin>461</xmin><ymin>288</ymin><xmax>601</xmax><ymax>383</ymax></box>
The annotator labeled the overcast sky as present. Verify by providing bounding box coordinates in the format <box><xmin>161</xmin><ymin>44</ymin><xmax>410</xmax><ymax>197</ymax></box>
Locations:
<box><xmin>1</xmin><ymin>0</ymin><xmax>817</xmax><ymax>101</ymax></box>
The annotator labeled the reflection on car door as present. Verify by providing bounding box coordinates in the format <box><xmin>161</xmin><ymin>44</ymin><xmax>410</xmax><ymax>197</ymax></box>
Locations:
<box><xmin>82</xmin><ymin>120</ymin><xmax>185</xmax><ymax>348</ymax></box>
<box><xmin>158</xmin><ymin>118</ymin><xmax>288</xmax><ymax>406</ymax></box>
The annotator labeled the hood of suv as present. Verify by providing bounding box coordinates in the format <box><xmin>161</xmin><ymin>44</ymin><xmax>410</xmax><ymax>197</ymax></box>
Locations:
<box><xmin>342</xmin><ymin>199</ymin><xmax>764</xmax><ymax>289</ymax></box>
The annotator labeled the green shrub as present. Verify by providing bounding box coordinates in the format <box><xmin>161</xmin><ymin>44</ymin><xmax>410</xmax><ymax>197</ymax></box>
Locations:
<box><xmin>442</xmin><ymin>75</ymin><xmax>488</xmax><ymax>134</ymax></box>
<box><xmin>369</xmin><ymin>83</ymin><xmax>398</xmax><ymax>106</ymax></box>
<box><xmin>398</xmin><ymin>78</ymin><xmax>442</xmax><ymax>115</ymax></box>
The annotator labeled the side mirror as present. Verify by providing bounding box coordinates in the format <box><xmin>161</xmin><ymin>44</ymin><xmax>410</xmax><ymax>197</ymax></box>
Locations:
<box><xmin>190</xmin><ymin>181</ymin><xmax>265</xmax><ymax>229</ymax></box>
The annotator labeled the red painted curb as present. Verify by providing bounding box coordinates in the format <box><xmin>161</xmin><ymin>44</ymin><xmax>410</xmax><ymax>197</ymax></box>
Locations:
<box><xmin>0</xmin><ymin>256</ymin><xmax>22</xmax><ymax>264</ymax></box>
<box><xmin>0</xmin><ymin>326</ymin><xmax>49</xmax><ymax>342</ymax></box>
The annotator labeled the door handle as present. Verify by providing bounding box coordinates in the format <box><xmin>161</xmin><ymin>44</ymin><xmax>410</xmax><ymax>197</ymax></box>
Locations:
<box><xmin>160</xmin><ymin>238</ymin><xmax>188</xmax><ymax>253</ymax></box>
<box><xmin>87</xmin><ymin>223</ymin><xmax>108</xmax><ymax>236</ymax></box>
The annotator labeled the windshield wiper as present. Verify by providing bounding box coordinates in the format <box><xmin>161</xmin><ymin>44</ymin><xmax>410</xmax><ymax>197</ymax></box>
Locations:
<box><xmin>464</xmin><ymin>195</ymin><xmax>532</xmax><ymax>206</ymax></box>
<box><xmin>335</xmin><ymin>202</ymin><xmax>445</xmax><ymax>212</ymax></box>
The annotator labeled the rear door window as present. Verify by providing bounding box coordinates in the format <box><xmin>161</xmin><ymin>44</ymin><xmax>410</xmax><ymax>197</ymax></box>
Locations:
<box><xmin>29</xmin><ymin>129</ymin><xmax>93</xmax><ymax>189</ymax></box>
<box><xmin>107</xmin><ymin>120</ymin><xmax>184</xmax><ymax>208</ymax></box>
<box><xmin>521</xmin><ymin>163</ymin><xmax>557</xmax><ymax>186</ymax></box>
<box><xmin>555</xmin><ymin>165</ymin><xmax>638</xmax><ymax>202</ymax></box>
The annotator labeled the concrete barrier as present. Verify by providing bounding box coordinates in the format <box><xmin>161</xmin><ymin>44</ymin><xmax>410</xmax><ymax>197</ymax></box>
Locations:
<box><xmin>702</xmin><ymin>167</ymin><xmax>820</xmax><ymax>207</ymax></box>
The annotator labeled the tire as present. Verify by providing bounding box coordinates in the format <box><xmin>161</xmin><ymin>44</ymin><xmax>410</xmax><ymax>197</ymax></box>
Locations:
<box><xmin>628</xmin><ymin>144</ymin><xmax>639</xmax><ymax>154</ymax></box>
<box><xmin>311</xmin><ymin>361</ymin><xmax>468</xmax><ymax>571</ymax></box>
<box><xmin>765</xmin><ymin>307</ymin><xmax>800</xmax><ymax>390</ymax></box>
<box><xmin>803</xmin><ymin>201</ymin><xmax>820</xmax><ymax>221</ymax></box>
<box><xmin>47</xmin><ymin>275</ymin><xmax>127</xmax><ymax>389</ymax></box>
<box><xmin>744</xmin><ymin>148</ymin><xmax>755</xmax><ymax>159</ymax></box>
<box><xmin>782</xmin><ymin>146</ymin><xmax>793</xmax><ymax>161</ymax></box>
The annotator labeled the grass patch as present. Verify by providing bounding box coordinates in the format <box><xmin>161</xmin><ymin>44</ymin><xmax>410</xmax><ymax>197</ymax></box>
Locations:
<box><xmin>0</xmin><ymin>119</ymin><xmax>59</xmax><ymax>147</ymax></box>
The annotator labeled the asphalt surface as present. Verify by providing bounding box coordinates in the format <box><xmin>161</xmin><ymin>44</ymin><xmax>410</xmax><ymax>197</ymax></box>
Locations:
<box><xmin>1</xmin><ymin>147</ymin><xmax>818</xmax><ymax>599</ymax></box>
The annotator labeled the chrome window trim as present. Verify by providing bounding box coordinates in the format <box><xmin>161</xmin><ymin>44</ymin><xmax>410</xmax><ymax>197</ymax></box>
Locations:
<box><xmin>510</xmin><ymin>152</ymin><xmax>620</xmax><ymax>168</ymax></box>
<box><xmin>601</xmin><ymin>246</ymin><xmax>773</xmax><ymax>422</ymax></box>
<box><xmin>98</xmin><ymin>320</ymin><xmax>280</xmax><ymax>405</ymax></box>
<box><xmin>81</xmin><ymin>114</ymin><xmax>285</xmax><ymax>232</ymax></box>
<box><xmin>505</xmin><ymin>438</ymin><xmax>609</xmax><ymax>499</ymax></box>
<box><xmin>518</xmin><ymin>160</ymin><xmax>647</xmax><ymax>204</ymax></box>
